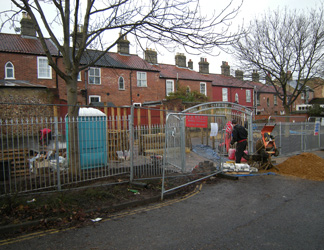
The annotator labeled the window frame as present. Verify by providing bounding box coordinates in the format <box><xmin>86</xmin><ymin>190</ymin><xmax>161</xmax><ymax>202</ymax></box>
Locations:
<box><xmin>37</xmin><ymin>56</ymin><xmax>52</xmax><ymax>79</ymax></box>
<box><xmin>118</xmin><ymin>76</ymin><xmax>125</xmax><ymax>90</ymax></box>
<box><xmin>274</xmin><ymin>95</ymin><xmax>278</xmax><ymax>106</ymax></box>
<box><xmin>88</xmin><ymin>67</ymin><xmax>101</xmax><ymax>85</ymax></box>
<box><xmin>89</xmin><ymin>95</ymin><xmax>101</xmax><ymax>104</ymax></box>
<box><xmin>5</xmin><ymin>61</ymin><xmax>15</xmax><ymax>79</ymax></box>
<box><xmin>235</xmin><ymin>93</ymin><xmax>239</xmax><ymax>103</ymax></box>
<box><xmin>77</xmin><ymin>71</ymin><xmax>81</xmax><ymax>82</ymax></box>
<box><xmin>246</xmin><ymin>89</ymin><xmax>251</xmax><ymax>103</ymax></box>
<box><xmin>257</xmin><ymin>93</ymin><xmax>260</xmax><ymax>106</ymax></box>
<box><xmin>166</xmin><ymin>80</ymin><xmax>174</xmax><ymax>96</ymax></box>
<box><xmin>137</xmin><ymin>72</ymin><xmax>147</xmax><ymax>87</ymax></box>
<box><xmin>200</xmin><ymin>82</ymin><xmax>207</xmax><ymax>96</ymax></box>
<box><xmin>222</xmin><ymin>88</ymin><xmax>228</xmax><ymax>102</ymax></box>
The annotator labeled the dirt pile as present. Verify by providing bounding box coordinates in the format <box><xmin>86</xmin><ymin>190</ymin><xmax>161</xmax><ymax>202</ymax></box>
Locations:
<box><xmin>273</xmin><ymin>153</ymin><xmax>324</xmax><ymax>181</ymax></box>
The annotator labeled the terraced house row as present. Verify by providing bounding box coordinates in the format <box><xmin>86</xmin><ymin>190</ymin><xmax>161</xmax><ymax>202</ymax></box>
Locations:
<box><xmin>2</xmin><ymin>13</ymin><xmax>319</xmax><ymax>120</ymax></box>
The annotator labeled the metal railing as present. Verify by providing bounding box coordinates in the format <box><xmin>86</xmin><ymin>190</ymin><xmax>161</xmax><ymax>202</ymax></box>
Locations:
<box><xmin>1</xmin><ymin>112</ymin><xmax>324</xmax><ymax>196</ymax></box>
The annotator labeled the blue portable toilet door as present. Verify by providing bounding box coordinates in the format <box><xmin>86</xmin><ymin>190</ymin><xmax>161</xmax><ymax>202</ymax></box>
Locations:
<box><xmin>78</xmin><ymin>115</ymin><xmax>107</xmax><ymax>169</ymax></box>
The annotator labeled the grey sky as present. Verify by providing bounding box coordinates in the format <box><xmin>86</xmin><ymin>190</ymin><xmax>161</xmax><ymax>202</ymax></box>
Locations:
<box><xmin>0</xmin><ymin>0</ymin><xmax>321</xmax><ymax>74</ymax></box>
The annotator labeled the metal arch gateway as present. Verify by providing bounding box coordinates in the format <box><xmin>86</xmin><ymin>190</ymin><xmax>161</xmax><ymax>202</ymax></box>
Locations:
<box><xmin>182</xmin><ymin>102</ymin><xmax>254</xmax><ymax>154</ymax></box>
<box><xmin>161</xmin><ymin>102</ymin><xmax>254</xmax><ymax>200</ymax></box>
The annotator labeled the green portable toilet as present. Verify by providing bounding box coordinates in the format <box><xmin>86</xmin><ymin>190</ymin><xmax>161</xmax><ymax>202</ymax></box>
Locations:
<box><xmin>66</xmin><ymin>108</ymin><xmax>107</xmax><ymax>169</ymax></box>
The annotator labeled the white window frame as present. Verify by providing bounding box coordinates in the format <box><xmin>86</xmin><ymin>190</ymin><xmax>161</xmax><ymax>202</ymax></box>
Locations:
<box><xmin>89</xmin><ymin>95</ymin><xmax>101</xmax><ymax>104</ymax></box>
<box><xmin>5</xmin><ymin>61</ymin><xmax>15</xmax><ymax>79</ymax></box>
<box><xmin>274</xmin><ymin>95</ymin><xmax>277</xmax><ymax>105</ymax></box>
<box><xmin>200</xmin><ymin>82</ymin><xmax>207</xmax><ymax>96</ymax></box>
<box><xmin>77</xmin><ymin>72</ymin><xmax>81</xmax><ymax>81</ymax></box>
<box><xmin>222</xmin><ymin>88</ymin><xmax>228</xmax><ymax>102</ymax></box>
<box><xmin>119</xmin><ymin>76</ymin><xmax>125</xmax><ymax>90</ymax></box>
<box><xmin>37</xmin><ymin>56</ymin><xmax>52</xmax><ymax>79</ymax></box>
<box><xmin>301</xmin><ymin>92</ymin><xmax>305</xmax><ymax>100</ymax></box>
<box><xmin>235</xmin><ymin>93</ymin><xmax>239</xmax><ymax>103</ymax></box>
<box><xmin>257</xmin><ymin>94</ymin><xmax>260</xmax><ymax>106</ymax></box>
<box><xmin>246</xmin><ymin>89</ymin><xmax>251</xmax><ymax>103</ymax></box>
<box><xmin>137</xmin><ymin>72</ymin><xmax>147</xmax><ymax>87</ymax></box>
<box><xmin>89</xmin><ymin>67</ymin><xmax>101</xmax><ymax>85</ymax></box>
<box><xmin>166</xmin><ymin>80</ymin><xmax>174</xmax><ymax>96</ymax></box>
<box><xmin>186</xmin><ymin>86</ymin><xmax>191</xmax><ymax>93</ymax></box>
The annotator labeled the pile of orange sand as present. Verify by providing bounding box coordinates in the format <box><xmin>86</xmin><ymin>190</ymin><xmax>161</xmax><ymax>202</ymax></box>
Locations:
<box><xmin>272</xmin><ymin>153</ymin><xmax>324</xmax><ymax>181</ymax></box>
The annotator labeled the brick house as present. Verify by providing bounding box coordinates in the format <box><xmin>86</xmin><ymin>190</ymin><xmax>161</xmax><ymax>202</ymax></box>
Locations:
<box><xmin>1</xmin><ymin>13</ymin><xmax>289</xmax><ymax>116</ymax></box>
<box><xmin>152</xmin><ymin>53</ymin><xmax>213</xmax><ymax>102</ymax></box>
<box><xmin>209</xmin><ymin>62</ymin><xmax>254</xmax><ymax>110</ymax></box>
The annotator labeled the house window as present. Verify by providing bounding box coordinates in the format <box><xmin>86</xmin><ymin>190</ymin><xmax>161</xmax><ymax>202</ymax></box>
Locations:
<box><xmin>301</xmin><ymin>92</ymin><xmax>305</xmax><ymax>100</ymax></box>
<box><xmin>235</xmin><ymin>93</ymin><xmax>239</xmax><ymax>103</ymax></box>
<box><xmin>186</xmin><ymin>86</ymin><xmax>191</xmax><ymax>93</ymax></box>
<box><xmin>77</xmin><ymin>72</ymin><xmax>81</xmax><ymax>81</ymax></box>
<box><xmin>89</xmin><ymin>95</ymin><xmax>101</xmax><ymax>104</ymax></box>
<box><xmin>222</xmin><ymin>88</ymin><xmax>228</xmax><ymax>102</ymax></box>
<box><xmin>5</xmin><ymin>62</ymin><xmax>15</xmax><ymax>79</ymax></box>
<box><xmin>137</xmin><ymin>72</ymin><xmax>147</xmax><ymax>87</ymax></box>
<box><xmin>257</xmin><ymin>94</ymin><xmax>260</xmax><ymax>106</ymax></box>
<box><xmin>274</xmin><ymin>95</ymin><xmax>277</xmax><ymax>106</ymax></box>
<box><xmin>37</xmin><ymin>57</ymin><xmax>52</xmax><ymax>79</ymax></box>
<box><xmin>267</xmin><ymin>98</ymin><xmax>270</xmax><ymax>107</ymax></box>
<box><xmin>89</xmin><ymin>67</ymin><xmax>101</xmax><ymax>84</ymax></box>
<box><xmin>119</xmin><ymin>76</ymin><xmax>125</xmax><ymax>90</ymax></box>
<box><xmin>200</xmin><ymin>82</ymin><xmax>207</xmax><ymax>95</ymax></box>
<box><xmin>246</xmin><ymin>90</ymin><xmax>251</xmax><ymax>102</ymax></box>
<box><xmin>166</xmin><ymin>80</ymin><xmax>174</xmax><ymax>96</ymax></box>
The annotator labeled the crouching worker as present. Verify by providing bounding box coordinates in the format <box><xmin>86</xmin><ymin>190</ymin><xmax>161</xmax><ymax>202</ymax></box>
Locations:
<box><xmin>39</xmin><ymin>128</ymin><xmax>52</xmax><ymax>146</ymax></box>
<box><xmin>230</xmin><ymin>120</ymin><xmax>248</xmax><ymax>163</ymax></box>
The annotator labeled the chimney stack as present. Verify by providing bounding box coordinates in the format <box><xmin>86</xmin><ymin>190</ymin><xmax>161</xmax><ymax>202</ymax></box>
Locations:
<box><xmin>221</xmin><ymin>61</ymin><xmax>230</xmax><ymax>76</ymax></box>
<box><xmin>235</xmin><ymin>70</ymin><xmax>244</xmax><ymax>80</ymax></box>
<box><xmin>20</xmin><ymin>12</ymin><xmax>36</xmax><ymax>37</ymax></box>
<box><xmin>199</xmin><ymin>57</ymin><xmax>209</xmax><ymax>74</ymax></box>
<box><xmin>188</xmin><ymin>59</ymin><xmax>193</xmax><ymax>70</ymax></box>
<box><xmin>175</xmin><ymin>53</ymin><xmax>186</xmax><ymax>67</ymax></box>
<box><xmin>117</xmin><ymin>33</ymin><xmax>130</xmax><ymax>54</ymax></box>
<box><xmin>252</xmin><ymin>70</ymin><xmax>259</xmax><ymax>82</ymax></box>
<box><xmin>265</xmin><ymin>72</ymin><xmax>272</xmax><ymax>85</ymax></box>
<box><xmin>74</xmin><ymin>25</ymin><xmax>84</xmax><ymax>48</ymax></box>
<box><xmin>145</xmin><ymin>48</ymin><xmax>158</xmax><ymax>64</ymax></box>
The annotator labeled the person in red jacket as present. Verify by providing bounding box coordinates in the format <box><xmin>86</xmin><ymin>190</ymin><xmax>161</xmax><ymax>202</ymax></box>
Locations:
<box><xmin>39</xmin><ymin>128</ymin><xmax>52</xmax><ymax>146</ymax></box>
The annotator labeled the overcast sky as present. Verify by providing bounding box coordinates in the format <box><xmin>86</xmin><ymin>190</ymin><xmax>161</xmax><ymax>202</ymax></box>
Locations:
<box><xmin>0</xmin><ymin>0</ymin><xmax>321</xmax><ymax>74</ymax></box>
<box><xmin>158</xmin><ymin>0</ymin><xmax>321</xmax><ymax>74</ymax></box>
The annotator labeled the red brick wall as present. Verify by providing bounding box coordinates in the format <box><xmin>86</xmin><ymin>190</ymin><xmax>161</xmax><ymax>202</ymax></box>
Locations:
<box><xmin>212</xmin><ymin>86</ymin><xmax>254</xmax><ymax>109</ymax></box>
<box><xmin>0</xmin><ymin>52</ymin><xmax>60</xmax><ymax>88</ymax></box>
<box><xmin>81</xmin><ymin>68</ymin><xmax>163</xmax><ymax>106</ymax></box>
<box><xmin>257</xmin><ymin>92</ymin><xmax>284</xmax><ymax>115</ymax></box>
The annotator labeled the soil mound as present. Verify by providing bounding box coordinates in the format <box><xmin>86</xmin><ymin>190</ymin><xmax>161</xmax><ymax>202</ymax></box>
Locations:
<box><xmin>273</xmin><ymin>153</ymin><xmax>324</xmax><ymax>181</ymax></box>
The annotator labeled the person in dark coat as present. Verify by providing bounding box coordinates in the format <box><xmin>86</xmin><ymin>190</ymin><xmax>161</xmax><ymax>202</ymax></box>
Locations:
<box><xmin>230</xmin><ymin>120</ymin><xmax>248</xmax><ymax>163</ymax></box>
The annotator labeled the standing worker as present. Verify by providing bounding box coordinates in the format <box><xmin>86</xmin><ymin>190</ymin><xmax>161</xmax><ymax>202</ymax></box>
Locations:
<box><xmin>230</xmin><ymin>120</ymin><xmax>248</xmax><ymax>163</ymax></box>
<box><xmin>39</xmin><ymin>128</ymin><xmax>52</xmax><ymax>146</ymax></box>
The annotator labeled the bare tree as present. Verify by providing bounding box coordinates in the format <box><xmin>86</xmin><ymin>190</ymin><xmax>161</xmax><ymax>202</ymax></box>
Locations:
<box><xmin>3</xmin><ymin>0</ymin><xmax>243</xmax><ymax>117</ymax></box>
<box><xmin>232</xmin><ymin>6</ymin><xmax>324</xmax><ymax>115</ymax></box>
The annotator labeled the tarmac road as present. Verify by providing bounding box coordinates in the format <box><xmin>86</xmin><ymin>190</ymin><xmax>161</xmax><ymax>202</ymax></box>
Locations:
<box><xmin>2</xmin><ymin>173</ymin><xmax>324</xmax><ymax>250</ymax></box>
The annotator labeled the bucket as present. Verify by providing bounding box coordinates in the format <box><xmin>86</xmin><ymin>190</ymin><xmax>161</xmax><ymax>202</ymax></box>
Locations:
<box><xmin>228</xmin><ymin>149</ymin><xmax>248</xmax><ymax>162</ymax></box>
<box><xmin>228</xmin><ymin>148</ymin><xmax>235</xmax><ymax>160</ymax></box>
